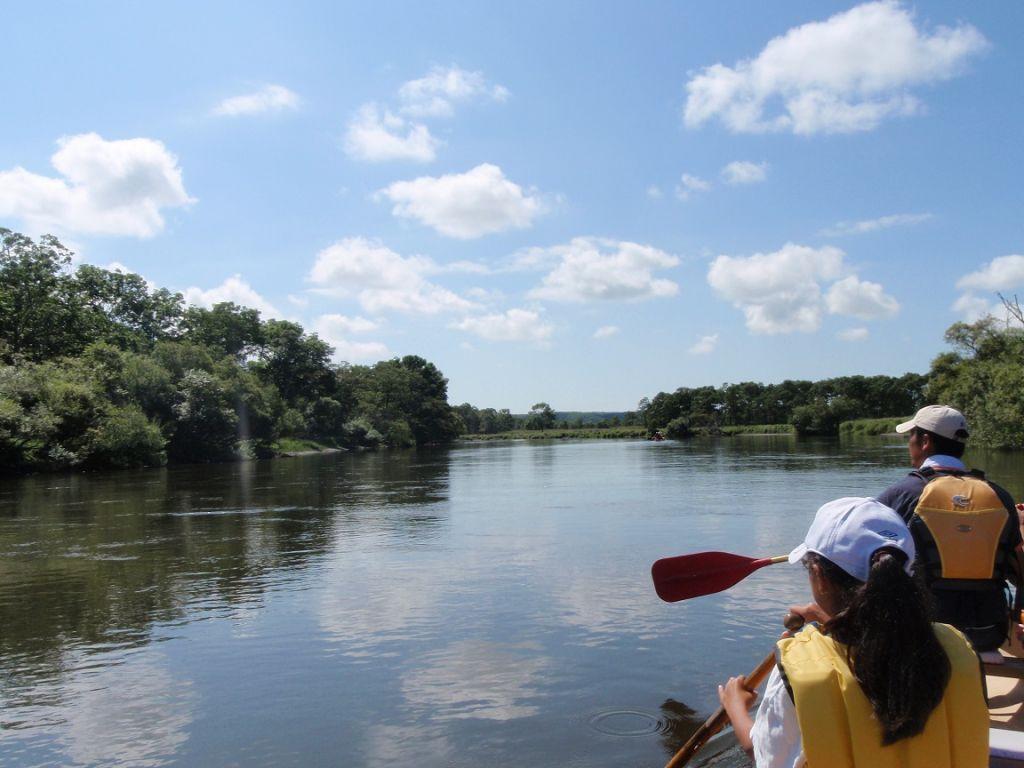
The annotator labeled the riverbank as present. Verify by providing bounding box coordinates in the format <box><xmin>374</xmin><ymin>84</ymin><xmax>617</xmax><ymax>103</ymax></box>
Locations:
<box><xmin>272</xmin><ymin>437</ymin><xmax>346</xmax><ymax>456</ymax></box>
<box><xmin>461</xmin><ymin>425</ymin><xmax>797</xmax><ymax>441</ymax></box>
<box><xmin>460</xmin><ymin>420</ymin><xmax>902</xmax><ymax>442</ymax></box>
<box><xmin>461</xmin><ymin>426</ymin><xmax>648</xmax><ymax>440</ymax></box>
<box><xmin>274</xmin><ymin>438</ymin><xmax>347</xmax><ymax>457</ymax></box>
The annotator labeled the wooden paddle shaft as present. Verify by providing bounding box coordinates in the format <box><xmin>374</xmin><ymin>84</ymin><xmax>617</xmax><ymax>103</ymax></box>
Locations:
<box><xmin>663</xmin><ymin>613</ymin><xmax>803</xmax><ymax>768</ymax></box>
<box><xmin>663</xmin><ymin>652</ymin><xmax>776</xmax><ymax>768</ymax></box>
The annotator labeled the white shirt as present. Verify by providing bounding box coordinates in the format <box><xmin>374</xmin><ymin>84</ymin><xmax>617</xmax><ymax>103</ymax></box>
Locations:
<box><xmin>750</xmin><ymin>666</ymin><xmax>803</xmax><ymax>768</ymax></box>
<box><xmin>921</xmin><ymin>454</ymin><xmax>966</xmax><ymax>471</ymax></box>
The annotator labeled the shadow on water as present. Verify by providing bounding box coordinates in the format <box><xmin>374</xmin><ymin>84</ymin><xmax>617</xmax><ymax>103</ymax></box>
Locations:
<box><xmin>0</xmin><ymin>448</ymin><xmax>453</xmax><ymax>683</ymax></box>
<box><xmin>657</xmin><ymin>697</ymin><xmax>703</xmax><ymax>752</ymax></box>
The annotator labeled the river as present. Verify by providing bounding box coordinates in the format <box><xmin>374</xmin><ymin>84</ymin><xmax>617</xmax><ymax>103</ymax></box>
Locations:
<box><xmin>2</xmin><ymin>436</ymin><xmax>1022</xmax><ymax>767</ymax></box>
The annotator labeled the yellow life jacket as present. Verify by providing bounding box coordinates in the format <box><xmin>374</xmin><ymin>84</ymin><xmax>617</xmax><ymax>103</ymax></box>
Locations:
<box><xmin>912</xmin><ymin>472</ymin><xmax>1013</xmax><ymax>582</ymax></box>
<box><xmin>776</xmin><ymin>623</ymin><xmax>988</xmax><ymax>768</ymax></box>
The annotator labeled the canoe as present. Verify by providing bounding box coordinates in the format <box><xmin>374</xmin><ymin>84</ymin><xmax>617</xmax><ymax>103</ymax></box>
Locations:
<box><xmin>985</xmin><ymin>648</ymin><xmax>1024</xmax><ymax>767</ymax></box>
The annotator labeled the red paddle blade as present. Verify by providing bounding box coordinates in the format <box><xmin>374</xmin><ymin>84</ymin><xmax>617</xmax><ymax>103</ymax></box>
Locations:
<box><xmin>651</xmin><ymin>551</ymin><xmax>781</xmax><ymax>603</ymax></box>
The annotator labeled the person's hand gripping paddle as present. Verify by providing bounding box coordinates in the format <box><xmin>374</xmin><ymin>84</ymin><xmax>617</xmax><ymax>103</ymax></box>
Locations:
<box><xmin>664</xmin><ymin>612</ymin><xmax>806</xmax><ymax>768</ymax></box>
<box><xmin>651</xmin><ymin>551</ymin><xmax>789</xmax><ymax>603</ymax></box>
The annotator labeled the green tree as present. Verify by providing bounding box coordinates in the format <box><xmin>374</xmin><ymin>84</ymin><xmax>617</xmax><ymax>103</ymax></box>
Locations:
<box><xmin>182</xmin><ymin>302</ymin><xmax>264</xmax><ymax>359</ymax></box>
<box><xmin>927</xmin><ymin>312</ymin><xmax>1024</xmax><ymax>448</ymax></box>
<box><xmin>0</xmin><ymin>229</ymin><xmax>78</xmax><ymax>361</ymax></box>
<box><xmin>256</xmin><ymin>320</ymin><xmax>334</xmax><ymax>404</ymax></box>
<box><xmin>306</xmin><ymin>397</ymin><xmax>349</xmax><ymax>439</ymax></box>
<box><xmin>342</xmin><ymin>356</ymin><xmax>460</xmax><ymax>446</ymax></box>
<box><xmin>71</xmin><ymin>265</ymin><xmax>184</xmax><ymax>350</ymax></box>
<box><xmin>168</xmin><ymin>370</ymin><xmax>239</xmax><ymax>462</ymax></box>
<box><xmin>525</xmin><ymin>402</ymin><xmax>556</xmax><ymax>430</ymax></box>
<box><xmin>88</xmin><ymin>405</ymin><xmax>166</xmax><ymax>468</ymax></box>
<box><xmin>454</xmin><ymin>403</ymin><xmax>480</xmax><ymax>434</ymax></box>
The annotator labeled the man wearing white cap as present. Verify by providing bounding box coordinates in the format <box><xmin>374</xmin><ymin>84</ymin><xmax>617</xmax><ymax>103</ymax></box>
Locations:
<box><xmin>876</xmin><ymin>405</ymin><xmax>1022</xmax><ymax>651</ymax></box>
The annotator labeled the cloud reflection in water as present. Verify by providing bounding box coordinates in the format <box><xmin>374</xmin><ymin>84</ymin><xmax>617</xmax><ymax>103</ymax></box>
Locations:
<box><xmin>402</xmin><ymin>640</ymin><xmax>549</xmax><ymax>721</ymax></box>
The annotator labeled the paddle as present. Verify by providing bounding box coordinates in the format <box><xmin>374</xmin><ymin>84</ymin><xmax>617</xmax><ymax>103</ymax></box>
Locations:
<box><xmin>664</xmin><ymin>613</ymin><xmax>804</xmax><ymax>768</ymax></box>
<box><xmin>651</xmin><ymin>551</ymin><xmax>788</xmax><ymax>603</ymax></box>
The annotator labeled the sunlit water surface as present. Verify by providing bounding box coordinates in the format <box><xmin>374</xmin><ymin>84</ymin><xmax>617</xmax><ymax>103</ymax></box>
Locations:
<box><xmin>2</xmin><ymin>437</ymin><xmax>1022</xmax><ymax>767</ymax></box>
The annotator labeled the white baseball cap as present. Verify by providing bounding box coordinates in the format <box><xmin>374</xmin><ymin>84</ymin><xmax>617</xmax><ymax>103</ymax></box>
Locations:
<box><xmin>788</xmin><ymin>497</ymin><xmax>915</xmax><ymax>582</ymax></box>
<box><xmin>895</xmin><ymin>405</ymin><xmax>969</xmax><ymax>442</ymax></box>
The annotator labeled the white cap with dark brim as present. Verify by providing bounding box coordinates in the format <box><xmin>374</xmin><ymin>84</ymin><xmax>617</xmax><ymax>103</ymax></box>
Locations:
<box><xmin>788</xmin><ymin>497</ymin><xmax>915</xmax><ymax>583</ymax></box>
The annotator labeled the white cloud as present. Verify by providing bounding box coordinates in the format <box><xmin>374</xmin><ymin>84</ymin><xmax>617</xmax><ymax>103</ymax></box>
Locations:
<box><xmin>344</xmin><ymin>66</ymin><xmax>505</xmax><ymax>163</ymax></box>
<box><xmin>308</xmin><ymin>237</ymin><xmax>478</xmax><ymax>315</ymax></box>
<box><xmin>684</xmin><ymin>1</ymin><xmax>987</xmax><ymax>135</ymax></box>
<box><xmin>508</xmin><ymin>245</ymin><xmax>563</xmax><ymax>272</ymax></box>
<box><xmin>313</xmin><ymin>314</ymin><xmax>389</xmax><ymax>362</ymax></box>
<box><xmin>465</xmin><ymin>286</ymin><xmax>505</xmax><ymax>304</ymax></box>
<box><xmin>689</xmin><ymin>333</ymin><xmax>719</xmax><ymax>355</ymax></box>
<box><xmin>707</xmin><ymin>243</ymin><xmax>846</xmax><ymax>334</ymax></box>
<box><xmin>318</xmin><ymin>314</ymin><xmax>378</xmax><ymax>334</ymax></box>
<box><xmin>821</xmin><ymin>212</ymin><xmax>933</xmax><ymax>236</ymax></box>
<box><xmin>956</xmin><ymin>254</ymin><xmax>1024</xmax><ymax>292</ymax></box>
<box><xmin>593</xmin><ymin>325</ymin><xmax>620</xmax><ymax>339</ymax></box>
<box><xmin>952</xmin><ymin>255</ymin><xmax>1024</xmax><ymax>322</ymax></box>
<box><xmin>676</xmin><ymin>173</ymin><xmax>711</xmax><ymax>200</ymax></box>
<box><xmin>952</xmin><ymin>293</ymin><xmax>1001</xmax><ymax>322</ymax></box>
<box><xmin>184</xmin><ymin>275</ymin><xmax>284</xmax><ymax>319</ymax></box>
<box><xmin>440</xmin><ymin>260</ymin><xmax>491</xmax><ymax>275</ymax></box>
<box><xmin>213</xmin><ymin>84</ymin><xmax>300</xmax><ymax>117</ymax></box>
<box><xmin>646</xmin><ymin>185</ymin><xmax>663</xmax><ymax>200</ymax></box>
<box><xmin>377</xmin><ymin>164</ymin><xmax>542</xmax><ymax>239</ymax></box>
<box><xmin>344</xmin><ymin>104</ymin><xmax>440</xmax><ymax>163</ymax></box>
<box><xmin>452</xmin><ymin>308</ymin><xmax>553</xmax><ymax>344</ymax></box>
<box><xmin>0</xmin><ymin>133</ymin><xmax>194</xmax><ymax>238</ymax></box>
<box><xmin>398</xmin><ymin>65</ymin><xmax>509</xmax><ymax>118</ymax></box>
<box><xmin>721</xmin><ymin>160</ymin><xmax>768</xmax><ymax>185</ymax></box>
<box><xmin>839</xmin><ymin>327</ymin><xmax>870</xmax><ymax>341</ymax></box>
<box><xmin>825</xmin><ymin>275</ymin><xmax>900</xmax><ymax>319</ymax></box>
<box><xmin>527</xmin><ymin>237</ymin><xmax>679</xmax><ymax>303</ymax></box>
<box><xmin>287</xmin><ymin>293</ymin><xmax>309</xmax><ymax>308</ymax></box>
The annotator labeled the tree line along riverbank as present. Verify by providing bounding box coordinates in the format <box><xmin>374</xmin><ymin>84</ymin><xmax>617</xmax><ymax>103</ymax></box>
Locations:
<box><xmin>457</xmin><ymin>418</ymin><xmax>905</xmax><ymax>442</ymax></box>
<box><xmin>2</xmin><ymin>229</ymin><xmax>1020</xmax><ymax>473</ymax></box>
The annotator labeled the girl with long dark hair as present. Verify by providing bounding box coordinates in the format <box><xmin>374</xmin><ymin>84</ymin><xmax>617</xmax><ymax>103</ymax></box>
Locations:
<box><xmin>718</xmin><ymin>497</ymin><xmax>988</xmax><ymax>767</ymax></box>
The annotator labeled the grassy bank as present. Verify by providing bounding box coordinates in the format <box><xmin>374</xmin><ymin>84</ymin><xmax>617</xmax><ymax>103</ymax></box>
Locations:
<box><xmin>838</xmin><ymin>417</ymin><xmax>908</xmax><ymax>436</ymax></box>
<box><xmin>272</xmin><ymin>437</ymin><xmax>344</xmax><ymax>454</ymax></box>
<box><xmin>462</xmin><ymin>426</ymin><xmax>648</xmax><ymax>441</ymax></box>
<box><xmin>704</xmin><ymin>424</ymin><xmax>793</xmax><ymax>436</ymax></box>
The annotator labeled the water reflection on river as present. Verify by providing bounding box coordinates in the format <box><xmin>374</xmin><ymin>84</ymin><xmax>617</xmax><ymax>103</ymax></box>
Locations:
<box><xmin>1</xmin><ymin>437</ymin><xmax>1022</xmax><ymax>767</ymax></box>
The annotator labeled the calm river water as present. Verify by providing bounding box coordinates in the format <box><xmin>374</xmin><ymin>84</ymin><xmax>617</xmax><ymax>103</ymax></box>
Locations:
<box><xmin>2</xmin><ymin>436</ymin><xmax>1023</xmax><ymax>767</ymax></box>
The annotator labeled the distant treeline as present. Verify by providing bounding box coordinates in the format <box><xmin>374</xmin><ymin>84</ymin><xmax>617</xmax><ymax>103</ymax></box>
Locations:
<box><xmin>451</xmin><ymin>403</ymin><xmax>642</xmax><ymax>434</ymax></box>
<box><xmin>0</xmin><ymin>229</ymin><xmax>461</xmax><ymax>473</ymax></box>
<box><xmin>639</xmin><ymin>374</ymin><xmax>929</xmax><ymax>438</ymax></box>
<box><xmin>459</xmin><ymin>377</ymin><xmax>928</xmax><ymax>439</ymax></box>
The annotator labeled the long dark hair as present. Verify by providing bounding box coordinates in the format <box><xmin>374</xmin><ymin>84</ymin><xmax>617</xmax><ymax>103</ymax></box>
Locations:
<box><xmin>806</xmin><ymin>549</ymin><xmax>951</xmax><ymax>745</ymax></box>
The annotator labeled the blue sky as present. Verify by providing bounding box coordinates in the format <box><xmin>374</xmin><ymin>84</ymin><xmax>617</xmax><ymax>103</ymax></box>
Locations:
<box><xmin>2</xmin><ymin>1</ymin><xmax>1022</xmax><ymax>411</ymax></box>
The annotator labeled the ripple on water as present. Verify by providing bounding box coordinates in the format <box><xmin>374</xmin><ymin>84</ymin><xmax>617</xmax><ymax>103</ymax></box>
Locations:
<box><xmin>587</xmin><ymin>708</ymin><xmax>668</xmax><ymax>737</ymax></box>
